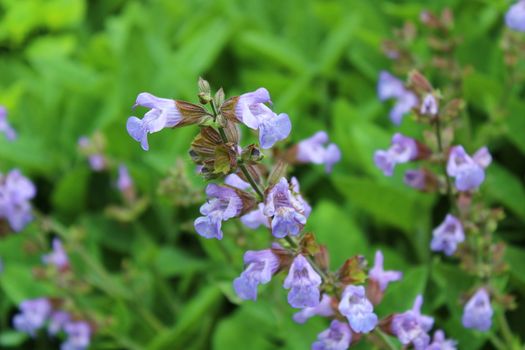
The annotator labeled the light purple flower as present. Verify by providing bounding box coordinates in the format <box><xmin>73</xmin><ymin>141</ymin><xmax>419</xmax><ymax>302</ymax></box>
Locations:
<box><xmin>374</xmin><ymin>133</ymin><xmax>418</xmax><ymax>176</ymax></box>
<box><xmin>235</xmin><ymin>88</ymin><xmax>291</xmax><ymax>149</ymax></box>
<box><xmin>420</xmin><ymin>94</ymin><xmax>438</xmax><ymax>116</ymax></box>
<box><xmin>13</xmin><ymin>298</ymin><xmax>51</xmax><ymax>336</ymax></box>
<box><xmin>293</xmin><ymin>294</ymin><xmax>334</xmax><ymax>324</ymax></box>
<box><xmin>369</xmin><ymin>250</ymin><xmax>402</xmax><ymax>292</ymax></box>
<box><xmin>241</xmin><ymin>203</ymin><xmax>270</xmax><ymax>229</ymax></box>
<box><xmin>506</xmin><ymin>0</ymin><xmax>525</xmax><ymax>32</ymax></box>
<box><xmin>224</xmin><ymin>174</ymin><xmax>251</xmax><ymax>191</ymax></box>
<box><xmin>338</xmin><ymin>285</ymin><xmax>378</xmax><ymax>333</ymax></box>
<box><xmin>296</xmin><ymin>131</ymin><xmax>341</xmax><ymax>173</ymax></box>
<box><xmin>472</xmin><ymin>146</ymin><xmax>492</xmax><ymax>168</ymax></box>
<box><xmin>462</xmin><ymin>288</ymin><xmax>493</xmax><ymax>331</ymax></box>
<box><xmin>0</xmin><ymin>106</ymin><xmax>17</xmax><ymax>141</ymax></box>
<box><xmin>430</xmin><ymin>214</ymin><xmax>464</xmax><ymax>256</ymax></box>
<box><xmin>233</xmin><ymin>249</ymin><xmax>280</xmax><ymax>301</ymax></box>
<box><xmin>284</xmin><ymin>255</ymin><xmax>322</xmax><ymax>308</ymax></box>
<box><xmin>42</xmin><ymin>238</ymin><xmax>69</xmax><ymax>270</ymax></box>
<box><xmin>377</xmin><ymin>71</ymin><xmax>406</xmax><ymax>101</ymax></box>
<box><xmin>312</xmin><ymin>320</ymin><xmax>352</xmax><ymax>350</ymax></box>
<box><xmin>127</xmin><ymin>92</ymin><xmax>182</xmax><ymax>151</ymax></box>
<box><xmin>392</xmin><ymin>295</ymin><xmax>434</xmax><ymax>350</ymax></box>
<box><xmin>0</xmin><ymin>169</ymin><xmax>36</xmax><ymax>232</ymax></box>
<box><xmin>426</xmin><ymin>330</ymin><xmax>457</xmax><ymax>350</ymax></box>
<box><xmin>48</xmin><ymin>311</ymin><xmax>70</xmax><ymax>335</ymax></box>
<box><xmin>404</xmin><ymin>169</ymin><xmax>427</xmax><ymax>190</ymax></box>
<box><xmin>117</xmin><ymin>165</ymin><xmax>133</xmax><ymax>194</ymax></box>
<box><xmin>264</xmin><ymin>178</ymin><xmax>308</xmax><ymax>238</ymax></box>
<box><xmin>194</xmin><ymin>184</ymin><xmax>243</xmax><ymax>239</ymax></box>
<box><xmin>61</xmin><ymin>321</ymin><xmax>91</xmax><ymax>350</ymax></box>
<box><xmin>377</xmin><ymin>71</ymin><xmax>418</xmax><ymax>124</ymax></box>
<box><xmin>447</xmin><ymin>146</ymin><xmax>490</xmax><ymax>191</ymax></box>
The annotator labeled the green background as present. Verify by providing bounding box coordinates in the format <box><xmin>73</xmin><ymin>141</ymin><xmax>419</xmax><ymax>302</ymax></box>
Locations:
<box><xmin>0</xmin><ymin>0</ymin><xmax>524</xmax><ymax>349</ymax></box>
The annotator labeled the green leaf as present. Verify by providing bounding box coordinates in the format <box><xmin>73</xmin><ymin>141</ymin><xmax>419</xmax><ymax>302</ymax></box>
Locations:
<box><xmin>484</xmin><ymin>164</ymin><xmax>525</xmax><ymax>219</ymax></box>
<box><xmin>0</xmin><ymin>331</ymin><xmax>27</xmax><ymax>347</ymax></box>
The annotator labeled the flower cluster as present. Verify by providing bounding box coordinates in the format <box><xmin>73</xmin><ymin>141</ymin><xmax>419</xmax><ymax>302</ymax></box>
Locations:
<box><xmin>375</xmin><ymin>69</ymin><xmax>504</xmax><ymax>335</ymax></box>
<box><xmin>13</xmin><ymin>298</ymin><xmax>91</xmax><ymax>350</ymax></box>
<box><xmin>124</xmin><ymin>79</ymin><xmax>461</xmax><ymax>349</ymax></box>
<box><xmin>0</xmin><ymin>169</ymin><xmax>36</xmax><ymax>232</ymax></box>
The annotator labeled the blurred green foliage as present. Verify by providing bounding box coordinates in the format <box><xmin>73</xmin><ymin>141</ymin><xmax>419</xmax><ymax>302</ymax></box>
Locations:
<box><xmin>0</xmin><ymin>0</ymin><xmax>524</xmax><ymax>349</ymax></box>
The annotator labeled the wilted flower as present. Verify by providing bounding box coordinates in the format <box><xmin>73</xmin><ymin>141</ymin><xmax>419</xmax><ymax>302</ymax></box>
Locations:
<box><xmin>293</xmin><ymin>294</ymin><xmax>334</xmax><ymax>324</ymax></box>
<box><xmin>0</xmin><ymin>106</ymin><xmax>17</xmax><ymax>141</ymax></box>
<box><xmin>447</xmin><ymin>146</ymin><xmax>490</xmax><ymax>191</ymax></box>
<box><xmin>462</xmin><ymin>288</ymin><xmax>493</xmax><ymax>331</ymax></box>
<box><xmin>312</xmin><ymin>320</ymin><xmax>352</xmax><ymax>350</ymax></box>
<box><xmin>295</xmin><ymin>131</ymin><xmax>341</xmax><ymax>173</ymax></box>
<box><xmin>284</xmin><ymin>255</ymin><xmax>322</xmax><ymax>308</ymax></box>
<box><xmin>232</xmin><ymin>88</ymin><xmax>291</xmax><ymax>149</ymax></box>
<box><xmin>13</xmin><ymin>298</ymin><xmax>51</xmax><ymax>336</ymax></box>
<box><xmin>42</xmin><ymin>238</ymin><xmax>69</xmax><ymax>270</ymax></box>
<box><xmin>430</xmin><ymin>214</ymin><xmax>464</xmax><ymax>256</ymax></box>
<box><xmin>420</xmin><ymin>94</ymin><xmax>438</xmax><ymax>116</ymax></box>
<box><xmin>377</xmin><ymin>71</ymin><xmax>418</xmax><ymax>124</ymax></box>
<box><xmin>426</xmin><ymin>330</ymin><xmax>457</xmax><ymax>350</ymax></box>
<box><xmin>61</xmin><ymin>321</ymin><xmax>91</xmax><ymax>350</ymax></box>
<box><xmin>338</xmin><ymin>285</ymin><xmax>378</xmax><ymax>333</ymax></box>
<box><xmin>194</xmin><ymin>184</ymin><xmax>244</xmax><ymax>239</ymax></box>
<box><xmin>374</xmin><ymin>133</ymin><xmax>418</xmax><ymax>176</ymax></box>
<box><xmin>233</xmin><ymin>249</ymin><xmax>280</xmax><ymax>301</ymax></box>
<box><xmin>506</xmin><ymin>0</ymin><xmax>525</xmax><ymax>32</ymax></box>
<box><xmin>0</xmin><ymin>169</ymin><xmax>36</xmax><ymax>232</ymax></box>
<box><xmin>369</xmin><ymin>250</ymin><xmax>402</xmax><ymax>292</ymax></box>
<box><xmin>392</xmin><ymin>295</ymin><xmax>434</xmax><ymax>350</ymax></box>
<box><xmin>127</xmin><ymin>93</ymin><xmax>183</xmax><ymax>151</ymax></box>
<box><xmin>264</xmin><ymin>178</ymin><xmax>309</xmax><ymax>238</ymax></box>
<box><xmin>48</xmin><ymin>311</ymin><xmax>70</xmax><ymax>335</ymax></box>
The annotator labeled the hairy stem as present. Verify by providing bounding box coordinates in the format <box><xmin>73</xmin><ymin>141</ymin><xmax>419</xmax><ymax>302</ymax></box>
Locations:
<box><xmin>239</xmin><ymin>163</ymin><xmax>264</xmax><ymax>200</ymax></box>
<box><xmin>434</xmin><ymin>117</ymin><xmax>454</xmax><ymax>209</ymax></box>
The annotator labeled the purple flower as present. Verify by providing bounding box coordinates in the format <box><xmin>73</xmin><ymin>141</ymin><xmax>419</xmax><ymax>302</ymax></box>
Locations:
<box><xmin>404</xmin><ymin>169</ymin><xmax>427</xmax><ymax>190</ymax></box>
<box><xmin>233</xmin><ymin>249</ymin><xmax>280</xmax><ymax>301</ymax></box>
<box><xmin>420</xmin><ymin>94</ymin><xmax>438</xmax><ymax>116</ymax></box>
<box><xmin>117</xmin><ymin>165</ymin><xmax>133</xmax><ymax>194</ymax></box>
<box><xmin>462</xmin><ymin>288</ymin><xmax>493</xmax><ymax>331</ymax></box>
<box><xmin>392</xmin><ymin>295</ymin><xmax>434</xmax><ymax>350</ymax></box>
<box><xmin>312</xmin><ymin>320</ymin><xmax>352</xmax><ymax>350</ymax></box>
<box><xmin>296</xmin><ymin>131</ymin><xmax>341</xmax><ymax>173</ymax></box>
<box><xmin>293</xmin><ymin>294</ymin><xmax>334</xmax><ymax>324</ymax></box>
<box><xmin>241</xmin><ymin>203</ymin><xmax>270</xmax><ymax>229</ymax></box>
<box><xmin>235</xmin><ymin>88</ymin><xmax>291</xmax><ymax>149</ymax></box>
<box><xmin>224</xmin><ymin>174</ymin><xmax>251</xmax><ymax>191</ymax></box>
<box><xmin>472</xmin><ymin>146</ymin><xmax>492</xmax><ymax>168</ymax></box>
<box><xmin>377</xmin><ymin>71</ymin><xmax>418</xmax><ymax>124</ymax></box>
<box><xmin>13</xmin><ymin>298</ymin><xmax>51</xmax><ymax>336</ymax></box>
<box><xmin>447</xmin><ymin>146</ymin><xmax>489</xmax><ymax>191</ymax></box>
<box><xmin>0</xmin><ymin>106</ymin><xmax>17</xmax><ymax>141</ymax></box>
<box><xmin>374</xmin><ymin>133</ymin><xmax>418</xmax><ymax>176</ymax></box>
<box><xmin>377</xmin><ymin>71</ymin><xmax>406</xmax><ymax>101</ymax></box>
<box><xmin>284</xmin><ymin>255</ymin><xmax>322</xmax><ymax>308</ymax></box>
<box><xmin>0</xmin><ymin>169</ymin><xmax>36</xmax><ymax>232</ymax></box>
<box><xmin>127</xmin><ymin>92</ymin><xmax>182</xmax><ymax>151</ymax></box>
<box><xmin>48</xmin><ymin>311</ymin><xmax>70</xmax><ymax>335</ymax></box>
<box><xmin>264</xmin><ymin>178</ymin><xmax>309</xmax><ymax>238</ymax></box>
<box><xmin>426</xmin><ymin>330</ymin><xmax>457</xmax><ymax>350</ymax></box>
<box><xmin>338</xmin><ymin>285</ymin><xmax>378</xmax><ymax>333</ymax></box>
<box><xmin>61</xmin><ymin>321</ymin><xmax>91</xmax><ymax>350</ymax></box>
<box><xmin>194</xmin><ymin>184</ymin><xmax>243</xmax><ymax>239</ymax></box>
<box><xmin>369</xmin><ymin>250</ymin><xmax>402</xmax><ymax>292</ymax></box>
<box><xmin>506</xmin><ymin>0</ymin><xmax>525</xmax><ymax>32</ymax></box>
<box><xmin>430</xmin><ymin>214</ymin><xmax>464</xmax><ymax>256</ymax></box>
<box><xmin>77</xmin><ymin>137</ymin><xmax>106</xmax><ymax>171</ymax></box>
<box><xmin>42</xmin><ymin>238</ymin><xmax>69</xmax><ymax>270</ymax></box>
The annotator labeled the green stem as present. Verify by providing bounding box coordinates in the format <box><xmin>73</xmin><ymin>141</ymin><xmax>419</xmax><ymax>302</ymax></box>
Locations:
<box><xmin>497</xmin><ymin>312</ymin><xmax>515</xmax><ymax>349</ymax></box>
<box><xmin>239</xmin><ymin>163</ymin><xmax>264</xmax><ymax>201</ymax></box>
<box><xmin>373</xmin><ymin>329</ymin><xmax>398</xmax><ymax>350</ymax></box>
<box><xmin>434</xmin><ymin>117</ymin><xmax>454</xmax><ymax>209</ymax></box>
